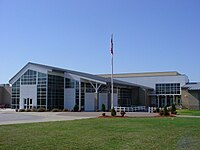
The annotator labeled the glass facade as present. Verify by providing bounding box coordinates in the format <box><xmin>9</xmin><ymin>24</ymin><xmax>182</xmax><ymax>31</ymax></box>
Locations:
<box><xmin>11</xmin><ymin>68</ymin><xmax>144</xmax><ymax>110</ymax></box>
<box><xmin>73</xmin><ymin>81</ymin><xmax>85</xmax><ymax>110</ymax></box>
<box><xmin>48</xmin><ymin>74</ymin><xmax>64</xmax><ymax>109</ymax></box>
<box><xmin>37</xmin><ymin>72</ymin><xmax>47</xmax><ymax>108</ymax></box>
<box><xmin>21</xmin><ymin>70</ymin><xmax>37</xmax><ymax>85</ymax></box>
<box><xmin>65</xmin><ymin>78</ymin><xmax>75</xmax><ymax>88</ymax></box>
<box><xmin>11</xmin><ymin>79</ymin><xmax>20</xmax><ymax>109</ymax></box>
<box><xmin>156</xmin><ymin>83</ymin><xmax>180</xmax><ymax>95</ymax></box>
<box><xmin>86</xmin><ymin>83</ymin><xmax>95</xmax><ymax>93</ymax></box>
<box><xmin>118</xmin><ymin>88</ymin><xmax>133</xmax><ymax>107</ymax></box>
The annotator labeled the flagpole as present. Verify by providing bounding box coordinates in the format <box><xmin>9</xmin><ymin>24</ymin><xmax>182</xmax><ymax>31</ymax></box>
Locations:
<box><xmin>111</xmin><ymin>51</ymin><xmax>114</xmax><ymax>109</ymax></box>
<box><xmin>111</xmin><ymin>34</ymin><xmax>114</xmax><ymax>109</ymax></box>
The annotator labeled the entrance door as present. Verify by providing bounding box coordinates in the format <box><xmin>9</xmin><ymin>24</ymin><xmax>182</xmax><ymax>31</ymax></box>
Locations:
<box><xmin>24</xmin><ymin>98</ymin><xmax>33</xmax><ymax>109</ymax></box>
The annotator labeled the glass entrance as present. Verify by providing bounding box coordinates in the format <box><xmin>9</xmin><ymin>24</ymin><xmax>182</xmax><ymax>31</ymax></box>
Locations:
<box><xmin>24</xmin><ymin>98</ymin><xmax>33</xmax><ymax>109</ymax></box>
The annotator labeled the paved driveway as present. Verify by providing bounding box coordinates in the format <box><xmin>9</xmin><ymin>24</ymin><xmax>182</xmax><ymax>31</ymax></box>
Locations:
<box><xmin>0</xmin><ymin>109</ymin><xmax>158</xmax><ymax>125</ymax></box>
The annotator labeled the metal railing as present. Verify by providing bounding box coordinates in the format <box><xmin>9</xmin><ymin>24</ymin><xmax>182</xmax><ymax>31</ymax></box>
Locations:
<box><xmin>148</xmin><ymin>106</ymin><xmax>172</xmax><ymax>113</ymax></box>
<box><xmin>114</xmin><ymin>106</ymin><xmax>146</xmax><ymax>112</ymax></box>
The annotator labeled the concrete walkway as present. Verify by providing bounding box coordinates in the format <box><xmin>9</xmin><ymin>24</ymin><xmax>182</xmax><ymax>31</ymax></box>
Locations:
<box><xmin>0</xmin><ymin>109</ymin><xmax>157</xmax><ymax>125</ymax></box>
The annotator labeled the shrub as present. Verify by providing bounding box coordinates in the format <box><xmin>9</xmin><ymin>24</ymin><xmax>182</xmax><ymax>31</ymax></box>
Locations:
<box><xmin>159</xmin><ymin>110</ymin><xmax>164</xmax><ymax>116</ymax></box>
<box><xmin>25</xmin><ymin>109</ymin><xmax>31</xmax><ymax>112</ymax></box>
<box><xmin>102</xmin><ymin>113</ymin><xmax>106</xmax><ymax>116</ymax></box>
<box><xmin>156</xmin><ymin>107</ymin><xmax>160</xmax><ymax>113</ymax></box>
<box><xmin>111</xmin><ymin>107</ymin><xmax>116</xmax><ymax>116</ymax></box>
<box><xmin>163</xmin><ymin>106</ymin><xmax>170</xmax><ymax>116</ymax></box>
<box><xmin>15</xmin><ymin>109</ymin><xmax>18</xmax><ymax>112</ymax></box>
<box><xmin>31</xmin><ymin>107</ymin><xmax>37</xmax><ymax>112</ymax></box>
<box><xmin>51</xmin><ymin>108</ymin><xmax>61</xmax><ymax>112</ymax></box>
<box><xmin>19</xmin><ymin>109</ymin><xmax>25</xmax><ymax>112</ymax></box>
<box><xmin>73</xmin><ymin>104</ymin><xmax>79</xmax><ymax>112</ymax></box>
<box><xmin>171</xmin><ymin>104</ymin><xmax>177</xmax><ymax>114</ymax></box>
<box><xmin>101</xmin><ymin>104</ymin><xmax>106</xmax><ymax>112</ymax></box>
<box><xmin>120</xmin><ymin>111</ymin><xmax>126</xmax><ymax>117</ymax></box>
<box><xmin>63</xmin><ymin>108</ymin><xmax>68</xmax><ymax>112</ymax></box>
<box><xmin>37</xmin><ymin>107</ymin><xmax>46</xmax><ymax>112</ymax></box>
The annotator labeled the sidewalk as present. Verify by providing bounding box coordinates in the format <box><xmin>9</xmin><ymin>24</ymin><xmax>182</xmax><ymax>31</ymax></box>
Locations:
<box><xmin>0</xmin><ymin>109</ymin><xmax>158</xmax><ymax>125</ymax></box>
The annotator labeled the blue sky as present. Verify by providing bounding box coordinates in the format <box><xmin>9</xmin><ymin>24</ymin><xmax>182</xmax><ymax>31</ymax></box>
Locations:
<box><xmin>0</xmin><ymin>0</ymin><xmax>200</xmax><ymax>83</ymax></box>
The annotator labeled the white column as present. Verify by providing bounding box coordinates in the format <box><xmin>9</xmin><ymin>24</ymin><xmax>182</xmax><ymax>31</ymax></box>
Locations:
<box><xmin>79</xmin><ymin>81</ymin><xmax>81</xmax><ymax>111</ymax></box>
<box><xmin>157</xmin><ymin>96</ymin><xmax>160</xmax><ymax>108</ymax></box>
<box><xmin>95</xmin><ymin>83</ymin><xmax>98</xmax><ymax>111</ymax></box>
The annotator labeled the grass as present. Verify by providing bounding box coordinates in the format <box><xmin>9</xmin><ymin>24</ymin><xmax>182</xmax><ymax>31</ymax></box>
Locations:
<box><xmin>177</xmin><ymin>109</ymin><xmax>200</xmax><ymax>116</ymax></box>
<box><xmin>0</xmin><ymin>117</ymin><xmax>200</xmax><ymax>150</ymax></box>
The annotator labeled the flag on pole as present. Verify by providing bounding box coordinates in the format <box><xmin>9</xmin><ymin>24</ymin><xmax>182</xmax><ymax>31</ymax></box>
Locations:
<box><xmin>110</xmin><ymin>35</ymin><xmax>113</xmax><ymax>55</ymax></box>
<box><xmin>110</xmin><ymin>34</ymin><xmax>114</xmax><ymax>109</ymax></box>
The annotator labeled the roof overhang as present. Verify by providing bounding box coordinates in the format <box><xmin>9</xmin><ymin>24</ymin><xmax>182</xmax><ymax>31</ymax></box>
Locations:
<box><xmin>66</xmin><ymin>73</ymin><xmax>107</xmax><ymax>85</ymax></box>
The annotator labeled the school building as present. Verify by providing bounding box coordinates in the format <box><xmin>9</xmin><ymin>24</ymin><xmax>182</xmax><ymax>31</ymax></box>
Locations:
<box><xmin>9</xmin><ymin>62</ymin><xmax>200</xmax><ymax>111</ymax></box>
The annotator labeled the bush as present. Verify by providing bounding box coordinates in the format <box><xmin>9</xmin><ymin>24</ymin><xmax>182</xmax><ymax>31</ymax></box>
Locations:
<box><xmin>73</xmin><ymin>104</ymin><xmax>79</xmax><ymax>112</ymax></box>
<box><xmin>102</xmin><ymin>113</ymin><xmax>106</xmax><ymax>116</ymax></box>
<box><xmin>31</xmin><ymin>107</ymin><xmax>37</xmax><ymax>112</ymax></box>
<box><xmin>19</xmin><ymin>109</ymin><xmax>25</xmax><ymax>112</ymax></box>
<box><xmin>171</xmin><ymin>104</ymin><xmax>177</xmax><ymax>114</ymax></box>
<box><xmin>111</xmin><ymin>107</ymin><xmax>116</xmax><ymax>116</ymax></box>
<box><xmin>159</xmin><ymin>110</ymin><xmax>164</xmax><ymax>116</ymax></box>
<box><xmin>25</xmin><ymin>109</ymin><xmax>31</xmax><ymax>112</ymax></box>
<box><xmin>37</xmin><ymin>107</ymin><xmax>46</xmax><ymax>112</ymax></box>
<box><xmin>101</xmin><ymin>104</ymin><xmax>106</xmax><ymax>112</ymax></box>
<box><xmin>51</xmin><ymin>108</ymin><xmax>61</xmax><ymax>112</ymax></box>
<box><xmin>156</xmin><ymin>107</ymin><xmax>160</xmax><ymax>113</ymax></box>
<box><xmin>63</xmin><ymin>108</ymin><xmax>68</xmax><ymax>112</ymax></box>
<box><xmin>163</xmin><ymin>106</ymin><xmax>170</xmax><ymax>116</ymax></box>
<box><xmin>15</xmin><ymin>109</ymin><xmax>18</xmax><ymax>112</ymax></box>
<box><xmin>120</xmin><ymin>111</ymin><xmax>126</xmax><ymax>117</ymax></box>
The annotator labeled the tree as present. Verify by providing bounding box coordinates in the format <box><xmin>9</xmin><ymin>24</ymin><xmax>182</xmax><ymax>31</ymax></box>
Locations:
<box><xmin>101</xmin><ymin>104</ymin><xmax>105</xmax><ymax>112</ymax></box>
<box><xmin>111</xmin><ymin>107</ymin><xmax>116</xmax><ymax>116</ymax></box>
<box><xmin>171</xmin><ymin>103</ymin><xmax>177</xmax><ymax>114</ymax></box>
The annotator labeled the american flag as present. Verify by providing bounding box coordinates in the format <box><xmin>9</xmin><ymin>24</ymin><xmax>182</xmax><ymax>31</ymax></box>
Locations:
<box><xmin>110</xmin><ymin>35</ymin><xmax>113</xmax><ymax>55</ymax></box>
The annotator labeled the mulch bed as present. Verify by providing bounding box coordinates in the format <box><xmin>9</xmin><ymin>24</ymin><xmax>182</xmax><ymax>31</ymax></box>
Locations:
<box><xmin>98</xmin><ymin>114</ymin><xmax>177</xmax><ymax>118</ymax></box>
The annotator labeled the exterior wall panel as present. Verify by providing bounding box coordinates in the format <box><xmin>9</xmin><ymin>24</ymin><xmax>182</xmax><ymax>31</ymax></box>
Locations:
<box><xmin>20</xmin><ymin>85</ymin><xmax>37</xmax><ymax>109</ymax></box>
<box><xmin>64</xmin><ymin>88</ymin><xmax>75</xmax><ymax>110</ymax></box>
<box><xmin>116</xmin><ymin>75</ymin><xmax>188</xmax><ymax>89</ymax></box>
<box><xmin>85</xmin><ymin>93</ymin><xmax>95</xmax><ymax>111</ymax></box>
<box><xmin>99</xmin><ymin>93</ymin><xmax>108</xmax><ymax>110</ymax></box>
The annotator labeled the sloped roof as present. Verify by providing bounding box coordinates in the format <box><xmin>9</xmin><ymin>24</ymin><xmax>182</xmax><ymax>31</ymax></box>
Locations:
<box><xmin>9</xmin><ymin>62</ymin><xmax>153</xmax><ymax>90</ymax></box>
<box><xmin>183</xmin><ymin>82</ymin><xmax>200</xmax><ymax>90</ymax></box>
<box><xmin>99</xmin><ymin>71</ymin><xmax>183</xmax><ymax>78</ymax></box>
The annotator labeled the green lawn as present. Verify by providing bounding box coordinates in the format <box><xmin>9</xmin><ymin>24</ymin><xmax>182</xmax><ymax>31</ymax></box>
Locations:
<box><xmin>0</xmin><ymin>117</ymin><xmax>200</xmax><ymax>150</ymax></box>
<box><xmin>177</xmin><ymin>109</ymin><xmax>200</xmax><ymax>116</ymax></box>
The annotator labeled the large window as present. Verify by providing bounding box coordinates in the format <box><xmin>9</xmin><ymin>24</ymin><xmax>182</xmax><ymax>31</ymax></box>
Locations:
<box><xmin>37</xmin><ymin>72</ymin><xmax>47</xmax><ymax>108</ymax></box>
<box><xmin>11</xmin><ymin>79</ymin><xmax>20</xmax><ymax>109</ymax></box>
<box><xmin>75</xmin><ymin>81</ymin><xmax>85</xmax><ymax>110</ymax></box>
<box><xmin>156</xmin><ymin>83</ymin><xmax>180</xmax><ymax>95</ymax></box>
<box><xmin>118</xmin><ymin>88</ymin><xmax>133</xmax><ymax>107</ymax></box>
<box><xmin>65</xmin><ymin>78</ymin><xmax>75</xmax><ymax>88</ymax></box>
<box><xmin>48</xmin><ymin>74</ymin><xmax>64</xmax><ymax>109</ymax></box>
<box><xmin>21</xmin><ymin>70</ymin><xmax>37</xmax><ymax>85</ymax></box>
<box><xmin>86</xmin><ymin>83</ymin><xmax>95</xmax><ymax>93</ymax></box>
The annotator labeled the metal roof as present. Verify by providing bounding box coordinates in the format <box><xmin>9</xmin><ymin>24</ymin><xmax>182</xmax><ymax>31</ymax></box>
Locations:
<box><xmin>183</xmin><ymin>82</ymin><xmax>200</xmax><ymax>90</ymax></box>
<box><xmin>9</xmin><ymin>62</ymin><xmax>153</xmax><ymax>90</ymax></box>
<box><xmin>99</xmin><ymin>71</ymin><xmax>183</xmax><ymax>78</ymax></box>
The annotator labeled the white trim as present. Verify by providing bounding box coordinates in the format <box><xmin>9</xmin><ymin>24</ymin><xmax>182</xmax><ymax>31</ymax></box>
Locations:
<box><xmin>67</xmin><ymin>73</ymin><xmax>106</xmax><ymax>85</ymax></box>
